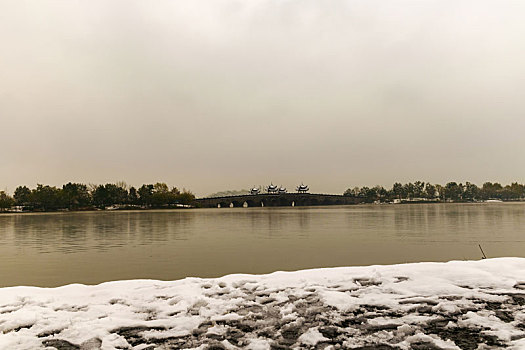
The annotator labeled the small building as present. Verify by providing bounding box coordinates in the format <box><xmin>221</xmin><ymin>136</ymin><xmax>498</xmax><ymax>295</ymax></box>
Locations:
<box><xmin>266</xmin><ymin>184</ymin><xmax>279</xmax><ymax>194</ymax></box>
<box><xmin>296</xmin><ymin>184</ymin><xmax>309</xmax><ymax>193</ymax></box>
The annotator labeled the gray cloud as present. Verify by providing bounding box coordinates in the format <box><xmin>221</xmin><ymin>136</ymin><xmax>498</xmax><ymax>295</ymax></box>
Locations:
<box><xmin>1</xmin><ymin>0</ymin><xmax>525</xmax><ymax>196</ymax></box>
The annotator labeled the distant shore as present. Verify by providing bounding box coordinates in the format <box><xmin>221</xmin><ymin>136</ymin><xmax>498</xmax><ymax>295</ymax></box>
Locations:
<box><xmin>1</xmin><ymin>198</ymin><xmax>522</xmax><ymax>214</ymax></box>
<box><xmin>2</xmin><ymin>181</ymin><xmax>524</xmax><ymax>212</ymax></box>
<box><xmin>0</xmin><ymin>204</ymin><xmax>193</xmax><ymax>214</ymax></box>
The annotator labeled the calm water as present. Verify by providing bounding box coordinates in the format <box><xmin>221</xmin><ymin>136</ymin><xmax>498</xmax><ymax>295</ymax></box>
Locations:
<box><xmin>1</xmin><ymin>203</ymin><xmax>525</xmax><ymax>287</ymax></box>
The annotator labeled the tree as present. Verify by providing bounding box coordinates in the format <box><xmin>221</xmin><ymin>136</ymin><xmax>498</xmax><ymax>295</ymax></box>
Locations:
<box><xmin>177</xmin><ymin>190</ymin><xmax>195</xmax><ymax>205</ymax></box>
<box><xmin>343</xmin><ymin>187</ymin><xmax>360</xmax><ymax>197</ymax></box>
<box><xmin>171</xmin><ymin>187</ymin><xmax>181</xmax><ymax>196</ymax></box>
<box><xmin>115</xmin><ymin>181</ymin><xmax>128</xmax><ymax>191</ymax></box>
<box><xmin>13</xmin><ymin>186</ymin><xmax>32</xmax><ymax>206</ymax></box>
<box><xmin>1</xmin><ymin>182</ymin><xmax>195</xmax><ymax>211</ymax></box>
<box><xmin>373</xmin><ymin>186</ymin><xmax>388</xmax><ymax>200</ymax></box>
<box><xmin>92</xmin><ymin>185</ymin><xmax>108</xmax><ymax>208</ymax></box>
<box><xmin>424</xmin><ymin>183</ymin><xmax>437</xmax><ymax>199</ymax></box>
<box><xmin>392</xmin><ymin>183</ymin><xmax>404</xmax><ymax>199</ymax></box>
<box><xmin>0</xmin><ymin>191</ymin><xmax>14</xmax><ymax>211</ymax></box>
<box><xmin>92</xmin><ymin>183</ymin><xmax>128</xmax><ymax>207</ymax></box>
<box><xmin>435</xmin><ymin>184</ymin><xmax>445</xmax><ymax>200</ymax></box>
<box><xmin>151</xmin><ymin>182</ymin><xmax>172</xmax><ymax>206</ymax></box>
<box><xmin>444</xmin><ymin>182</ymin><xmax>463</xmax><ymax>201</ymax></box>
<box><xmin>463</xmin><ymin>182</ymin><xmax>480</xmax><ymax>201</ymax></box>
<box><xmin>359</xmin><ymin>187</ymin><xmax>381</xmax><ymax>202</ymax></box>
<box><xmin>138</xmin><ymin>184</ymin><xmax>154</xmax><ymax>207</ymax></box>
<box><xmin>357</xmin><ymin>186</ymin><xmax>369</xmax><ymax>198</ymax></box>
<box><xmin>31</xmin><ymin>184</ymin><xmax>63</xmax><ymax>211</ymax></box>
<box><xmin>153</xmin><ymin>182</ymin><xmax>169</xmax><ymax>193</ymax></box>
<box><xmin>502</xmin><ymin>182</ymin><xmax>525</xmax><ymax>200</ymax></box>
<box><xmin>481</xmin><ymin>182</ymin><xmax>503</xmax><ymax>200</ymax></box>
<box><xmin>105</xmin><ymin>183</ymin><xmax>128</xmax><ymax>204</ymax></box>
<box><xmin>413</xmin><ymin>181</ymin><xmax>425</xmax><ymax>198</ymax></box>
<box><xmin>128</xmin><ymin>186</ymin><xmax>139</xmax><ymax>205</ymax></box>
<box><xmin>62</xmin><ymin>182</ymin><xmax>91</xmax><ymax>209</ymax></box>
<box><xmin>403</xmin><ymin>183</ymin><xmax>416</xmax><ymax>199</ymax></box>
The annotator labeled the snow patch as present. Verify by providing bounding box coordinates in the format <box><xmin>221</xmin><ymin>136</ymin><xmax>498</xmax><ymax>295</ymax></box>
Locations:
<box><xmin>1</xmin><ymin>258</ymin><xmax>525</xmax><ymax>349</ymax></box>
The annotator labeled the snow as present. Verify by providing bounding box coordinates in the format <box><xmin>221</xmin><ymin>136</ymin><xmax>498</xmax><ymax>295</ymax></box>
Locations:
<box><xmin>1</xmin><ymin>258</ymin><xmax>525</xmax><ymax>349</ymax></box>
<box><xmin>297</xmin><ymin>327</ymin><xmax>329</xmax><ymax>345</ymax></box>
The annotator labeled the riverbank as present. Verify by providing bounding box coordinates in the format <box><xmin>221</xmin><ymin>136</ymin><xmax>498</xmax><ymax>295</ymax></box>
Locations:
<box><xmin>0</xmin><ymin>204</ymin><xmax>194</xmax><ymax>214</ymax></box>
<box><xmin>1</xmin><ymin>199</ymin><xmax>522</xmax><ymax>214</ymax></box>
<box><xmin>1</xmin><ymin>258</ymin><xmax>524</xmax><ymax>349</ymax></box>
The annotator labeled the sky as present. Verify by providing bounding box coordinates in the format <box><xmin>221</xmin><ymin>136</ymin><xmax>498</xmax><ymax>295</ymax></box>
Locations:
<box><xmin>1</xmin><ymin>0</ymin><xmax>525</xmax><ymax>196</ymax></box>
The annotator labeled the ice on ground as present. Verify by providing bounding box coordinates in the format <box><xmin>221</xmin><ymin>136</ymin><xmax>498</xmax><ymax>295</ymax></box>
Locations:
<box><xmin>297</xmin><ymin>327</ymin><xmax>329</xmax><ymax>345</ymax></box>
<box><xmin>1</xmin><ymin>258</ymin><xmax>525</xmax><ymax>349</ymax></box>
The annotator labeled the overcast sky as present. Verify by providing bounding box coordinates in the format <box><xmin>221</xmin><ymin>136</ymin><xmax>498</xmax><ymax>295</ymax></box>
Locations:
<box><xmin>1</xmin><ymin>0</ymin><xmax>525</xmax><ymax>196</ymax></box>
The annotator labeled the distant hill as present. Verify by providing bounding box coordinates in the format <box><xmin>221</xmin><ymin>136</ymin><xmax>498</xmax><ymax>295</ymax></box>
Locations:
<box><xmin>206</xmin><ymin>189</ymin><xmax>251</xmax><ymax>198</ymax></box>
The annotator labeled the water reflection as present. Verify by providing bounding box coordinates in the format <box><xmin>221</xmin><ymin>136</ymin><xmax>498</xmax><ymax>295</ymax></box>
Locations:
<box><xmin>2</xmin><ymin>211</ymin><xmax>195</xmax><ymax>254</ymax></box>
<box><xmin>1</xmin><ymin>204</ymin><xmax>525</xmax><ymax>287</ymax></box>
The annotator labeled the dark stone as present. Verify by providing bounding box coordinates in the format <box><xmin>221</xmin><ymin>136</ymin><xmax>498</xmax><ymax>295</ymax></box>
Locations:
<box><xmin>407</xmin><ymin>305</ymin><xmax>433</xmax><ymax>314</ymax></box>
<box><xmin>192</xmin><ymin>327</ymin><xmax>207</xmax><ymax>336</ymax></box>
<box><xmin>204</xmin><ymin>343</ymin><xmax>226</xmax><ymax>350</ymax></box>
<box><xmin>281</xmin><ymin>325</ymin><xmax>301</xmax><ymax>340</ymax></box>
<box><xmin>11</xmin><ymin>324</ymin><xmax>33</xmax><ymax>332</ymax></box>
<box><xmin>37</xmin><ymin>329</ymin><xmax>62</xmax><ymax>338</ymax></box>
<box><xmin>112</xmin><ymin>326</ymin><xmax>163</xmax><ymax>347</ymax></box>
<box><xmin>495</xmin><ymin>310</ymin><xmax>514</xmax><ymax>323</ymax></box>
<box><xmin>226</xmin><ymin>328</ymin><xmax>244</xmax><ymax>339</ymax></box>
<box><xmin>485</xmin><ymin>301</ymin><xmax>503</xmax><ymax>311</ymax></box>
<box><xmin>394</xmin><ymin>277</ymin><xmax>409</xmax><ymax>283</ymax></box>
<box><xmin>42</xmin><ymin>339</ymin><xmax>80</xmax><ymax>350</ymax></box>
<box><xmin>319</xmin><ymin>326</ymin><xmax>340</xmax><ymax>339</ymax></box>
<box><xmin>513</xmin><ymin>282</ymin><xmax>525</xmax><ymax>290</ymax></box>
<box><xmin>422</xmin><ymin>323</ymin><xmax>504</xmax><ymax>350</ymax></box>
<box><xmin>352</xmin><ymin>344</ymin><xmax>398</xmax><ymax>350</ymax></box>
<box><xmin>410</xmin><ymin>341</ymin><xmax>444</xmax><ymax>349</ymax></box>
<box><xmin>260</xmin><ymin>298</ymin><xmax>277</xmax><ymax>305</ymax></box>
<box><xmin>365</xmin><ymin>323</ymin><xmax>399</xmax><ymax>332</ymax></box>
<box><xmin>362</xmin><ymin>304</ymin><xmax>390</xmax><ymax>311</ymax></box>
<box><xmin>338</xmin><ymin>315</ymin><xmax>366</xmax><ymax>327</ymax></box>
<box><xmin>511</xmin><ymin>333</ymin><xmax>525</xmax><ymax>341</ymax></box>
<box><xmin>398</xmin><ymin>299</ymin><xmax>438</xmax><ymax>306</ymax></box>
<box><xmin>427</xmin><ymin>318</ymin><xmax>452</xmax><ymax>328</ymax></box>
<box><xmin>237</xmin><ymin>322</ymin><xmax>256</xmax><ymax>333</ymax></box>
<box><xmin>354</xmin><ymin>278</ymin><xmax>382</xmax><ymax>287</ymax></box>
<box><xmin>206</xmin><ymin>333</ymin><xmax>225</xmax><ymax>341</ymax></box>
<box><xmin>511</xmin><ymin>294</ymin><xmax>525</xmax><ymax>306</ymax></box>
<box><xmin>276</xmin><ymin>337</ymin><xmax>296</xmax><ymax>346</ymax></box>
<box><xmin>257</xmin><ymin>328</ymin><xmax>276</xmax><ymax>338</ymax></box>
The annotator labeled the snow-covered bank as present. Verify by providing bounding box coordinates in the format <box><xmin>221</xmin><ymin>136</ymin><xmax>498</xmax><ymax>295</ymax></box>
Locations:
<box><xmin>1</xmin><ymin>259</ymin><xmax>525</xmax><ymax>350</ymax></box>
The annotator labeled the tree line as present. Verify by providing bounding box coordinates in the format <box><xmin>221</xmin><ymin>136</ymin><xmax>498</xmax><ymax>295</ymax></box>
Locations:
<box><xmin>0</xmin><ymin>182</ymin><xmax>195</xmax><ymax>212</ymax></box>
<box><xmin>343</xmin><ymin>181</ymin><xmax>525</xmax><ymax>203</ymax></box>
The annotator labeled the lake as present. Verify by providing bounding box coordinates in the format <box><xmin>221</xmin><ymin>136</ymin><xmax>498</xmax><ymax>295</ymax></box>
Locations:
<box><xmin>1</xmin><ymin>203</ymin><xmax>524</xmax><ymax>287</ymax></box>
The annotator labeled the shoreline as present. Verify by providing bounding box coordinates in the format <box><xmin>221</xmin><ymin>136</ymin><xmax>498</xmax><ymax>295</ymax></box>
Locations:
<box><xmin>1</xmin><ymin>199</ymin><xmax>522</xmax><ymax>215</ymax></box>
<box><xmin>2</xmin><ymin>258</ymin><xmax>525</xmax><ymax>349</ymax></box>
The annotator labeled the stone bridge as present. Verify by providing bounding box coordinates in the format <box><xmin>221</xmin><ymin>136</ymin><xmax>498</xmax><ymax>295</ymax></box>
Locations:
<box><xmin>195</xmin><ymin>193</ymin><xmax>363</xmax><ymax>208</ymax></box>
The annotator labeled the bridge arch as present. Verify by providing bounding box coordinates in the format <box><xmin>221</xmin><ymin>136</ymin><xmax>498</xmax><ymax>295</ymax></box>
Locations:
<box><xmin>231</xmin><ymin>200</ymin><xmax>243</xmax><ymax>208</ymax></box>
